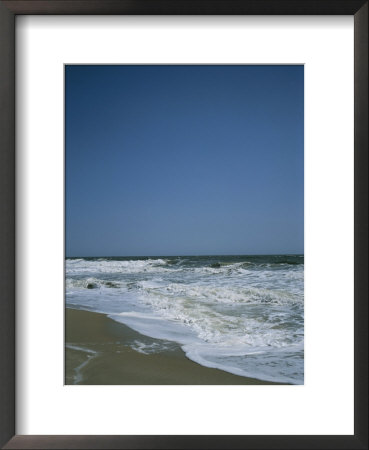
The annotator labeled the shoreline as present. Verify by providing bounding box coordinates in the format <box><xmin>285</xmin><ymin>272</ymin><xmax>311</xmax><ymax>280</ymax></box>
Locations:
<box><xmin>65</xmin><ymin>308</ymin><xmax>279</xmax><ymax>385</ymax></box>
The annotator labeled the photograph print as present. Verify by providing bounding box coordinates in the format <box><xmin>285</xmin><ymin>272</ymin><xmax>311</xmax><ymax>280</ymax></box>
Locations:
<box><xmin>65</xmin><ymin>65</ymin><xmax>304</xmax><ymax>385</ymax></box>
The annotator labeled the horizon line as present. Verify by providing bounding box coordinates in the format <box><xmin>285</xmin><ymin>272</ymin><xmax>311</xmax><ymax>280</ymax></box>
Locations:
<box><xmin>66</xmin><ymin>253</ymin><xmax>304</xmax><ymax>258</ymax></box>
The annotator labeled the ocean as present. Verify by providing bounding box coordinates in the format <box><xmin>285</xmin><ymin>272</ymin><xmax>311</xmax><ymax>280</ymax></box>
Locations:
<box><xmin>66</xmin><ymin>255</ymin><xmax>304</xmax><ymax>384</ymax></box>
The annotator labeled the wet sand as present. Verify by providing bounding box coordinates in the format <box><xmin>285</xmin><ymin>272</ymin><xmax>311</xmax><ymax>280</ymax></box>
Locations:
<box><xmin>65</xmin><ymin>308</ymin><xmax>278</xmax><ymax>385</ymax></box>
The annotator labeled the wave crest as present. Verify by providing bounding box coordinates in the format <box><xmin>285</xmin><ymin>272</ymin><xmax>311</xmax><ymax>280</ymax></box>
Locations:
<box><xmin>66</xmin><ymin>258</ymin><xmax>169</xmax><ymax>274</ymax></box>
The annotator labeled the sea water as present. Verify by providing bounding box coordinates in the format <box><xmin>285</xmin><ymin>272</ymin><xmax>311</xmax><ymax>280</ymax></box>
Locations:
<box><xmin>66</xmin><ymin>255</ymin><xmax>304</xmax><ymax>384</ymax></box>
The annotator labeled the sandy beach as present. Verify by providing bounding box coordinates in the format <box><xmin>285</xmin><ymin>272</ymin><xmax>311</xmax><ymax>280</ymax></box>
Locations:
<box><xmin>65</xmin><ymin>308</ymin><xmax>279</xmax><ymax>385</ymax></box>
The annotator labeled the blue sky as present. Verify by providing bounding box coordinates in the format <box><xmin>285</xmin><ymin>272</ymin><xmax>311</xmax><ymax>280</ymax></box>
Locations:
<box><xmin>66</xmin><ymin>65</ymin><xmax>303</xmax><ymax>256</ymax></box>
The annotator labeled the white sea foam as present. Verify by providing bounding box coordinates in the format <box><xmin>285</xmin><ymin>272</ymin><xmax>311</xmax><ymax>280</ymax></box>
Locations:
<box><xmin>65</xmin><ymin>344</ymin><xmax>98</xmax><ymax>384</ymax></box>
<box><xmin>66</xmin><ymin>277</ymin><xmax>121</xmax><ymax>289</ymax></box>
<box><xmin>66</xmin><ymin>258</ymin><xmax>169</xmax><ymax>274</ymax></box>
<box><xmin>130</xmin><ymin>340</ymin><xmax>176</xmax><ymax>355</ymax></box>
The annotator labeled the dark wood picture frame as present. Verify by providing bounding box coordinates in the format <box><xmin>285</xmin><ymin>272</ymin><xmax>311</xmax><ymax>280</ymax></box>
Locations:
<box><xmin>0</xmin><ymin>1</ymin><xmax>367</xmax><ymax>449</ymax></box>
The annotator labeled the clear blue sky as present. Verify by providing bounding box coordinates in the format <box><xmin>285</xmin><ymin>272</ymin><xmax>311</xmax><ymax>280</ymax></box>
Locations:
<box><xmin>66</xmin><ymin>65</ymin><xmax>303</xmax><ymax>256</ymax></box>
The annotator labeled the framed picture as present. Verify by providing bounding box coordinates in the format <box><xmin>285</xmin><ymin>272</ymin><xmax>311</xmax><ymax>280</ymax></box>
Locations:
<box><xmin>0</xmin><ymin>1</ymin><xmax>367</xmax><ymax>449</ymax></box>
